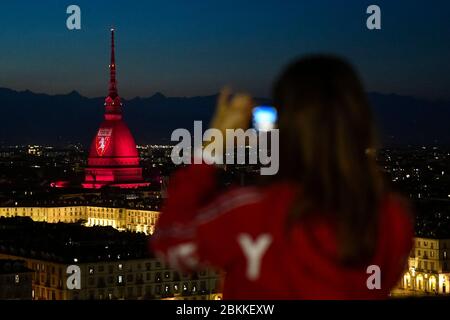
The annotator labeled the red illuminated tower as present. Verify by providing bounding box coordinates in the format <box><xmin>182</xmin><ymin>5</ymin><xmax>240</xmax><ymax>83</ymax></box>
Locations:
<box><xmin>83</xmin><ymin>29</ymin><xmax>149</xmax><ymax>189</ymax></box>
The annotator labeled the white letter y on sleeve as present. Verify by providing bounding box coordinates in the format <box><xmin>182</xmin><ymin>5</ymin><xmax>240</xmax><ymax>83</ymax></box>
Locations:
<box><xmin>238</xmin><ymin>233</ymin><xmax>272</xmax><ymax>281</ymax></box>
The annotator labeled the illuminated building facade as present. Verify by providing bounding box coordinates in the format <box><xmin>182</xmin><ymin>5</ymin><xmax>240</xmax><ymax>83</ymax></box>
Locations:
<box><xmin>0</xmin><ymin>254</ymin><xmax>221</xmax><ymax>300</ymax></box>
<box><xmin>0</xmin><ymin>259</ymin><xmax>33</xmax><ymax>300</ymax></box>
<box><xmin>83</xmin><ymin>29</ymin><xmax>148</xmax><ymax>189</ymax></box>
<box><xmin>394</xmin><ymin>237</ymin><xmax>450</xmax><ymax>296</ymax></box>
<box><xmin>0</xmin><ymin>206</ymin><xmax>159</xmax><ymax>235</ymax></box>
<box><xmin>0</xmin><ymin>218</ymin><xmax>222</xmax><ymax>300</ymax></box>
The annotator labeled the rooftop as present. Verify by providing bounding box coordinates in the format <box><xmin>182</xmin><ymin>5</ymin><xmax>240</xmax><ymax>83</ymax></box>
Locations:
<box><xmin>0</xmin><ymin>259</ymin><xmax>32</xmax><ymax>274</ymax></box>
<box><xmin>0</xmin><ymin>217</ymin><xmax>153</xmax><ymax>264</ymax></box>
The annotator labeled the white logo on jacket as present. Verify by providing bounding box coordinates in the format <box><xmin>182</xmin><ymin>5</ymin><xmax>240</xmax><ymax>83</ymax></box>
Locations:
<box><xmin>162</xmin><ymin>233</ymin><xmax>272</xmax><ymax>281</ymax></box>
<box><xmin>238</xmin><ymin>233</ymin><xmax>272</xmax><ymax>281</ymax></box>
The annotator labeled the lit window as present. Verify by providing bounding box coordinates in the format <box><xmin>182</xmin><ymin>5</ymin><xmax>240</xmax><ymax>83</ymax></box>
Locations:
<box><xmin>15</xmin><ymin>274</ymin><xmax>20</xmax><ymax>284</ymax></box>
<box><xmin>118</xmin><ymin>275</ymin><xmax>123</xmax><ymax>284</ymax></box>
<box><xmin>118</xmin><ymin>264</ymin><xmax>123</xmax><ymax>271</ymax></box>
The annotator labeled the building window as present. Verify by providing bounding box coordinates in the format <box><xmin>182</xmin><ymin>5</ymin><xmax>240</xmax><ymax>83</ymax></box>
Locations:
<box><xmin>118</xmin><ymin>264</ymin><xmax>123</xmax><ymax>271</ymax></box>
<box><xmin>200</xmin><ymin>281</ymin><xmax>207</xmax><ymax>292</ymax></box>
<box><xmin>118</xmin><ymin>275</ymin><xmax>123</xmax><ymax>284</ymax></box>
<box><xmin>89</xmin><ymin>267</ymin><xmax>94</xmax><ymax>274</ymax></box>
<box><xmin>97</xmin><ymin>277</ymin><xmax>105</xmax><ymax>288</ymax></box>
<box><xmin>14</xmin><ymin>274</ymin><xmax>20</xmax><ymax>284</ymax></box>
<box><xmin>444</xmin><ymin>251</ymin><xmax>447</xmax><ymax>259</ymax></box>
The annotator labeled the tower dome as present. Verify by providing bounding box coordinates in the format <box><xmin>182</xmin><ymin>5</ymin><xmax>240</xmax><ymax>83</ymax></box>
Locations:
<box><xmin>83</xmin><ymin>29</ymin><xmax>149</xmax><ymax>189</ymax></box>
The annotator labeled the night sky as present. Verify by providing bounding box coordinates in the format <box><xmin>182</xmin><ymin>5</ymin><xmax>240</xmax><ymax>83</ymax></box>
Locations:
<box><xmin>0</xmin><ymin>0</ymin><xmax>449</xmax><ymax>99</ymax></box>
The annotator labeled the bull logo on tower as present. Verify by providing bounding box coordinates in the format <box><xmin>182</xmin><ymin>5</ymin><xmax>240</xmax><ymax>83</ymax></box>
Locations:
<box><xmin>96</xmin><ymin>128</ymin><xmax>112</xmax><ymax>156</ymax></box>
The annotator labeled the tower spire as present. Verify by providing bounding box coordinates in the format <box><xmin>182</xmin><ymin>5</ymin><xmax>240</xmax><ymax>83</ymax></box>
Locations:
<box><xmin>109</xmin><ymin>28</ymin><xmax>117</xmax><ymax>98</ymax></box>
<box><xmin>83</xmin><ymin>28</ymin><xmax>148</xmax><ymax>189</ymax></box>
<box><xmin>105</xmin><ymin>28</ymin><xmax>122</xmax><ymax>118</ymax></box>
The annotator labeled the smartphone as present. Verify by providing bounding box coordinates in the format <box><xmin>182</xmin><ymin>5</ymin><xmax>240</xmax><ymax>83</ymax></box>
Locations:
<box><xmin>252</xmin><ymin>105</ymin><xmax>277</xmax><ymax>131</ymax></box>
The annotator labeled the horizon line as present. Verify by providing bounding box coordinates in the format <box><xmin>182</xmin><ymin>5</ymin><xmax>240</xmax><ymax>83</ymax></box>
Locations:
<box><xmin>0</xmin><ymin>85</ymin><xmax>448</xmax><ymax>104</ymax></box>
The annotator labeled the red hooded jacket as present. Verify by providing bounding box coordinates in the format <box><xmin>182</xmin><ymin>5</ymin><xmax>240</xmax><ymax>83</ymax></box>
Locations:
<box><xmin>151</xmin><ymin>164</ymin><xmax>413</xmax><ymax>299</ymax></box>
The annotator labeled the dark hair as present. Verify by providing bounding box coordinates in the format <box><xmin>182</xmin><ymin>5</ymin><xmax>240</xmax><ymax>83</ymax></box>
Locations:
<box><xmin>273</xmin><ymin>55</ymin><xmax>385</xmax><ymax>265</ymax></box>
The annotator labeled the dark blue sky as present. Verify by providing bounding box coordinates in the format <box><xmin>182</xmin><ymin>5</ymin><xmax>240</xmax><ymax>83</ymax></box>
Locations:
<box><xmin>0</xmin><ymin>0</ymin><xmax>449</xmax><ymax>99</ymax></box>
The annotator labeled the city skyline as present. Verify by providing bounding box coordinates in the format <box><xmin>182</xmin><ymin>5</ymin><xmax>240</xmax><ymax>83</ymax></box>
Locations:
<box><xmin>0</xmin><ymin>1</ymin><xmax>449</xmax><ymax>303</ymax></box>
<box><xmin>0</xmin><ymin>1</ymin><xmax>450</xmax><ymax>100</ymax></box>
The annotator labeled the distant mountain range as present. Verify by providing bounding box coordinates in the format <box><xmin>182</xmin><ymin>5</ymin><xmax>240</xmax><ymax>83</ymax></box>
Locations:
<box><xmin>0</xmin><ymin>87</ymin><xmax>449</xmax><ymax>147</ymax></box>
